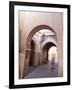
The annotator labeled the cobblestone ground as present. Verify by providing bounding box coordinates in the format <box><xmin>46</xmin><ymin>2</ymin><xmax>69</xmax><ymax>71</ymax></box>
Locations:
<box><xmin>24</xmin><ymin>63</ymin><xmax>58</xmax><ymax>79</ymax></box>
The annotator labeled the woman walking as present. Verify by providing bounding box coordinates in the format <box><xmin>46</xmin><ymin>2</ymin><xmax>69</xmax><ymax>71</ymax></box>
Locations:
<box><xmin>50</xmin><ymin>54</ymin><xmax>55</xmax><ymax>71</ymax></box>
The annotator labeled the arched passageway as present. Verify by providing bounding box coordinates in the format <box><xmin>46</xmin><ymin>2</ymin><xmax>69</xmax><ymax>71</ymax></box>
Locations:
<box><xmin>26</xmin><ymin>25</ymin><xmax>57</xmax><ymax>49</ymax></box>
<box><xmin>24</xmin><ymin>42</ymin><xmax>58</xmax><ymax>79</ymax></box>
<box><xmin>23</xmin><ymin>25</ymin><xmax>58</xmax><ymax>78</ymax></box>
<box><xmin>42</xmin><ymin>42</ymin><xmax>57</xmax><ymax>64</ymax></box>
<box><xmin>48</xmin><ymin>46</ymin><xmax>58</xmax><ymax>63</ymax></box>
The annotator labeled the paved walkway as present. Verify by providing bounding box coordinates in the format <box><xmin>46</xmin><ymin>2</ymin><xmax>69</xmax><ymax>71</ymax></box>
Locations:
<box><xmin>24</xmin><ymin>63</ymin><xmax>58</xmax><ymax>79</ymax></box>
<box><xmin>24</xmin><ymin>64</ymin><xmax>58</xmax><ymax>79</ymax></box>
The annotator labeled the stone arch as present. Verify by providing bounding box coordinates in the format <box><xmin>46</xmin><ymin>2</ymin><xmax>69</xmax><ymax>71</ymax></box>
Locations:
<box><xmin>42</xmin><ymin>42</ymin><xmax>57</xmax><ymax>50</ymax></box>
<box><xmin>42</xmin><ymin>38</ymin><xmax>57</xmax><ymax>49</ymax></box>
<box><xmin>42</xmin><ymin>42</ymin><xmax>57</xmax><ymax>64</ymax></box>
<box><xmin>24</xmin><ymin>25</ymin><xmax>57</xmax><ymax>76</ymax></box>
<box><xmin>26</xmin><ymin>25</ymin><xmax>57</xmax><ymax>49</ymax></box>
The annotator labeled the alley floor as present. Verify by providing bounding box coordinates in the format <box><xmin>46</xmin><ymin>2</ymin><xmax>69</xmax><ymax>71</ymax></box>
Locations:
<box><xmin>24</xmin><ymin>63</ymin><xmax>58</xmax><ymax>79</ymax></box>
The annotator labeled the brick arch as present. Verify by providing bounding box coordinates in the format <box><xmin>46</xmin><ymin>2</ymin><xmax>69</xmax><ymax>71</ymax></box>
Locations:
<box><xmin>26</xmin><ymin>25</ymin><xmax>57</xmax><ymax>49</ymax></box>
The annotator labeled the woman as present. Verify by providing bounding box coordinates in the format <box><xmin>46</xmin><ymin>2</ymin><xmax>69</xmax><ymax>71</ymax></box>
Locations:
<box><xmin>50</xmin><ymin>54</ymin><xmax>55</xmax><ymax>71</ymax></box>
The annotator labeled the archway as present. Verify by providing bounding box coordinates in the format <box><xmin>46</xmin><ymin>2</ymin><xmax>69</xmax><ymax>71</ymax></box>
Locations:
<box><xmin>24</xmin><ymin>25</ymin><xmax>57</xmax><ymax>76</ymax></box>
<box><xmin>42</xmin><ymin>42</ymin><xmax>57</xmax><ymax>64</ymax></box>
<box><xmin>48</xmin><ymin>46</ymin><xmax>58</xmax><ymax>63</ymax></box>
<box><xmin>25</xmin><ymin>25</ymin><xmax>57</xmax><ymax>65</ymax></box>
<box><xmin>26</xmin><ymin>25</ymin><xmax>57</xmax><ymax>49</ymax></box>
